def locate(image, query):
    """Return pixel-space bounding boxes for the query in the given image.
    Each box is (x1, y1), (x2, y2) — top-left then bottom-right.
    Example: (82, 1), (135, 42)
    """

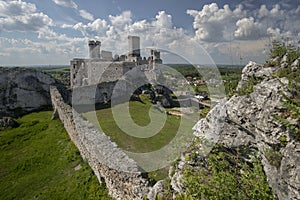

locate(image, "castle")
(70, 36), (162, 88)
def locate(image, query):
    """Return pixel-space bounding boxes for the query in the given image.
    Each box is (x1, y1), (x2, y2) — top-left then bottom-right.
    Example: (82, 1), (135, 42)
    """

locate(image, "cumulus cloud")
(70, 18), (108, 37)
(0, 0), (36, 17)
(0, 0), (53, 32)
(234, 17), (264, 40)
(109, 10), (132, 28)
(187, 2), (300, 43)
(258, 5), (269, 18)
(152, 11), (172, 29)
(60, 10), (186, 57)
(187, 3), (246, 42)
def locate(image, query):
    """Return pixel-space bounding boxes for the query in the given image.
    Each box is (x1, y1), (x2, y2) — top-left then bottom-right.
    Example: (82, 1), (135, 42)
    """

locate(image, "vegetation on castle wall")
(0, 111), (113, 200)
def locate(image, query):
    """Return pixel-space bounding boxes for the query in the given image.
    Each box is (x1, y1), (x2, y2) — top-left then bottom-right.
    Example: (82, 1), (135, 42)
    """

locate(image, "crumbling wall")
(71, 82), (116, 106)
(50, 86), (151, 200)
(71, 59), (138, 88)
(70, 59), (88, 87)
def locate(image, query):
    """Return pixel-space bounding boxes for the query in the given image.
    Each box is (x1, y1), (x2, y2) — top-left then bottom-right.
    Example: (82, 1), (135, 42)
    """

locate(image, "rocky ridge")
(169, 59), (300, 200)
(0, 67), (65, 117)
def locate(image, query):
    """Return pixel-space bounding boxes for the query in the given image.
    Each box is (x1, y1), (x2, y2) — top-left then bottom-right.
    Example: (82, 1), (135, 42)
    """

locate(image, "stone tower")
(89, 40), (101, 59)
(150, 49), (162, 69)
(128, 36), (140, 57)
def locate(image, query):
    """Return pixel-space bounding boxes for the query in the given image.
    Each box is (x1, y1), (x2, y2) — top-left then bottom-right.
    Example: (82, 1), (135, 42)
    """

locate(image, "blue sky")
(0, 0), (299, 66)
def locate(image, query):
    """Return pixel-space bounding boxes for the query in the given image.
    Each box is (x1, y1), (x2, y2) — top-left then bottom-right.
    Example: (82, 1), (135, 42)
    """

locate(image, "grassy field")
(0, 111), (113, 200)
(84, 95), (198, 154)
(82, 95), (205, 181)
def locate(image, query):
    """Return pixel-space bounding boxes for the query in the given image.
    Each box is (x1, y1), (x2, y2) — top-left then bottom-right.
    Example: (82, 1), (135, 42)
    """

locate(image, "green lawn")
(84, 95), (197, 154)
(0, 111), (113, 200)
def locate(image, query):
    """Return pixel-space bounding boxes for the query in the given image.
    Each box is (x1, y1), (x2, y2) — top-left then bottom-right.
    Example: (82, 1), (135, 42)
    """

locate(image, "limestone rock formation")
(169, 61), (300, 200)
(0, 117), (19, 130)
(0, 67), (64, 117)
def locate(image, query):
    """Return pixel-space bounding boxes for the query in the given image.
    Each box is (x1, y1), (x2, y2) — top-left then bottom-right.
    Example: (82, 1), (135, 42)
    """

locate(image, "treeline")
(168, 64), (243, 78)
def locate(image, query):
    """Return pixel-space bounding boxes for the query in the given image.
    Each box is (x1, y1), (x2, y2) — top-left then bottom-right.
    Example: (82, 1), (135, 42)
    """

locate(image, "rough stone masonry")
(50, 86), (165, 200)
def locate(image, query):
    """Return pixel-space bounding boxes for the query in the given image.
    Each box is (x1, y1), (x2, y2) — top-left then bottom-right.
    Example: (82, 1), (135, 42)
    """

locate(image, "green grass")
(83, 96), (200, 182)
(172, 145), (275, 200)
(0, 111), (113, 200)
(84, 98), (196, 153)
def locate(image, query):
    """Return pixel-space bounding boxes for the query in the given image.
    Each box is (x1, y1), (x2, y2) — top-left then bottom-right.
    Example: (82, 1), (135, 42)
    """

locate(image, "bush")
(269, 41), (287, 59)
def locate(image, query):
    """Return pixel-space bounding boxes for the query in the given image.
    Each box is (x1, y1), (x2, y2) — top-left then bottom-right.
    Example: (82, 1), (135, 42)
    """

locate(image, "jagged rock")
(0, 67), (65, 117)
(0, 117), (19, 130)
(282, 54), (288, 63)
(291, 58), (299, 68)
(281, 62), (289, 68)
(170, 61), (300, 200)
(147, 180), (164, 200)
(292, 66), (298, 71)
(169, 165), (185, 194)
(236, 61), (276, 91)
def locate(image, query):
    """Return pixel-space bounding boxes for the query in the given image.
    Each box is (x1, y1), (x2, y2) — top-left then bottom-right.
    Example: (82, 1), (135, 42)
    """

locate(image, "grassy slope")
(0, 111), (113, 200)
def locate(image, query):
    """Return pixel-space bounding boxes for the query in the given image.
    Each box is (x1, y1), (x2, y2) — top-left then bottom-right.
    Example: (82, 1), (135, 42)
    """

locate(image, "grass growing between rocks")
(163, 145), (275, 200)
(0, 111), (113, 200)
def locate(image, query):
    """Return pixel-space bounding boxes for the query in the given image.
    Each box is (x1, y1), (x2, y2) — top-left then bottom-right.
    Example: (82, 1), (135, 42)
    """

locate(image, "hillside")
(0, 67), (66, 117)
(0, 111), (112, 199)
(167, 43), (300, 200)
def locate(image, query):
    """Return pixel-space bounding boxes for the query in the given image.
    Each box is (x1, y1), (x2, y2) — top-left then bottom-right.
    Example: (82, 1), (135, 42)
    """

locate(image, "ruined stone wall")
(71, 82), (116, 106)
(70, 59), (88, 87)
(50, 86), (152, 200)
(71, 59), (137, 88)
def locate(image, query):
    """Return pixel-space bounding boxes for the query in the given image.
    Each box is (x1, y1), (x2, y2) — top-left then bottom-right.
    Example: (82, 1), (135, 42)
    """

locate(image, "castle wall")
(50, 86), (151, 200)
(101, 50), (113, 61)
(72, 82), (116, 106)
(71, 60), (137, 87)
(70, 59), (88, 87)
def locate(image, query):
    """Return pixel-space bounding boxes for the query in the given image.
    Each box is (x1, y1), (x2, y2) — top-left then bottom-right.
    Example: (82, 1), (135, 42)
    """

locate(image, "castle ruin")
(70, 36), (162, 88)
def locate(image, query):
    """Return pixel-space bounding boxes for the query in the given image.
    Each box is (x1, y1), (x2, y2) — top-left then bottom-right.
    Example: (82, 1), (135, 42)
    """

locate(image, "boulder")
(0, 67), (64, 117)
(0, 117), (19, 130)
(170, 60), (300, 200)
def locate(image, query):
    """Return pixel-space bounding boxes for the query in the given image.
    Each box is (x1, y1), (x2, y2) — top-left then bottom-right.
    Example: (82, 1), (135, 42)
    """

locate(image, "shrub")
(269, 41), (287, 59)
(264, 148), (283, 169)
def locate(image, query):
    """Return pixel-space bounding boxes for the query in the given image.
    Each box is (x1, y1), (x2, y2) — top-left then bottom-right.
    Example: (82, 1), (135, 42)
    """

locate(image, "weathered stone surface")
(147, 180), (164, 199)
(0, 117), (19, 130)
(236, 61), (277, 91)
(170, 61), (300, 200)
(50, 86), (161, 200)
(0, 67), (64, 117)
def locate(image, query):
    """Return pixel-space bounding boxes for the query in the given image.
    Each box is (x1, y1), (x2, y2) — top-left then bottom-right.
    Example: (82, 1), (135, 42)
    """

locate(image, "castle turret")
(128, 36), (140, 58)
(89, 40), (101, 59)
(150, 49), (162, 69)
